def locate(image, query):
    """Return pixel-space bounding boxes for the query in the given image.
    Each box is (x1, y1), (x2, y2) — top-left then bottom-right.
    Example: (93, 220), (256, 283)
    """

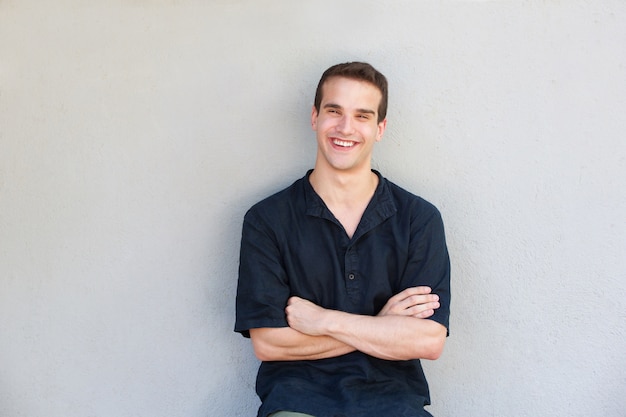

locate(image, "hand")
(285, 296), (328, 336)
(377, 286), (440, 319)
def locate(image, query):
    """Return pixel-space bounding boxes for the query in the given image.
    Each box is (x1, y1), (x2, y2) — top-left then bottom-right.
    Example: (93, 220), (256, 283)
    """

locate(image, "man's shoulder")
(244, 174), (308, 222)
(382, 175), (440, 217)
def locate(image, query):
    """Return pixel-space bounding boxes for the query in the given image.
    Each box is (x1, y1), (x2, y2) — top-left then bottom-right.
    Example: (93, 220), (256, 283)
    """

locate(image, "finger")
(412, 309), (435, 319)
(404, 293), (439, 307)
(406, 301), (440, 316)
(389, 294), (438, 314)
(388, 287), (432, 304)
(401, 286), (432, 296)
(287, 296), (304, 306)
(378, 288), (437, 317)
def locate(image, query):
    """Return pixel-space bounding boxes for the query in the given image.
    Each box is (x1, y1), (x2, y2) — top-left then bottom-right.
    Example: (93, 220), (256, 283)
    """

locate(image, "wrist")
(322, 309), (349, 338)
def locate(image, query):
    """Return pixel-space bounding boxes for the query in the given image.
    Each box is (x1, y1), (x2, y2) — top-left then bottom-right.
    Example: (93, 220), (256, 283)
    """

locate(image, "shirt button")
(348, 273), (355, 280)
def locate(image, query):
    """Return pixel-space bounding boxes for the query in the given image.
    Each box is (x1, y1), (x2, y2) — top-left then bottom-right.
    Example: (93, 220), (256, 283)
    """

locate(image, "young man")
(235, 62), (451, 417)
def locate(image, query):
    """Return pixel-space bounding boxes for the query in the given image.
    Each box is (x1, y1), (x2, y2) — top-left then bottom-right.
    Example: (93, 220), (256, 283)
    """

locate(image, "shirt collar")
(303, 170), (397, 239)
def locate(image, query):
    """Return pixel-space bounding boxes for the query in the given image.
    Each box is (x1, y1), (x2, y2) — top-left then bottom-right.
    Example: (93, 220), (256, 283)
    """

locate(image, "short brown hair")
(314, 62), (388, 123)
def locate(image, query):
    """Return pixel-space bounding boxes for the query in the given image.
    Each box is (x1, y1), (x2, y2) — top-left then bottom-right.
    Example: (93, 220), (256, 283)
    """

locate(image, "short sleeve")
(401, 203), (451, 333)
(234, 208), (291, 338)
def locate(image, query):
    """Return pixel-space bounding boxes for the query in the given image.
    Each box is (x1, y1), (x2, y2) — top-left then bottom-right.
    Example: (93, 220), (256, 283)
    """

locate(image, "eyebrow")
(323, 103), (376, 116)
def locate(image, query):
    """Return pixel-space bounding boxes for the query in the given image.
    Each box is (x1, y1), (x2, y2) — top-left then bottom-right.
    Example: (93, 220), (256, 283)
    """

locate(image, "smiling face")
(311, 76), (387, 175)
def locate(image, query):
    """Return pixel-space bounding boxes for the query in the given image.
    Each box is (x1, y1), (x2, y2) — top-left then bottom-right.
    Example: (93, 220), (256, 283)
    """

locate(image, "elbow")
(253, 348), (268, 361)
(251, 337), (276, 361)
(249, 327), (299, 362)
(250, 328), (289, 361)
(422, 336), (446, 360)
(403, 330), (446, 361)
(423, 346), (443, 360)
(394, 337), (445, 361)
(416, 321), (447, 360)
(254, 350), (279, 362)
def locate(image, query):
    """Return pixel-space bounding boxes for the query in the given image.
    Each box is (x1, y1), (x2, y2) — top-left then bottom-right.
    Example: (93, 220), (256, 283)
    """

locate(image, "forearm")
(249, 327), (356, 361)
(320, 311), (447, 361)
(286, 290), (447, 361)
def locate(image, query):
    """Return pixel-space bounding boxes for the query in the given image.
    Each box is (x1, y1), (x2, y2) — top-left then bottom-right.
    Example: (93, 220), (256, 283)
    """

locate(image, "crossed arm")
(250, 286), (447, 362)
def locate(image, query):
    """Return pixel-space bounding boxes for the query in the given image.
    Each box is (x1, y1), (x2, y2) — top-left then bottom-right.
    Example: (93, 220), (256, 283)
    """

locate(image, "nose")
(337, 115), (354, 135)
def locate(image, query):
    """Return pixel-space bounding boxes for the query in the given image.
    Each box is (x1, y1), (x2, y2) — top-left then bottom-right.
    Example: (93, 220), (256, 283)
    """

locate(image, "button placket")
(345, 244), (360, 301)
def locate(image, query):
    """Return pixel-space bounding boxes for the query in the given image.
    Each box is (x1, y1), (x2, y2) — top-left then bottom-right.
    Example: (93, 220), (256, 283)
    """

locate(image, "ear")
(376, 118), (387, 142)
(311, 105), (319, 131)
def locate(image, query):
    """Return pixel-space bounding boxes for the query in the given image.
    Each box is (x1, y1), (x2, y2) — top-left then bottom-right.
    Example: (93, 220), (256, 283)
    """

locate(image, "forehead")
(320, 77), (382, 109)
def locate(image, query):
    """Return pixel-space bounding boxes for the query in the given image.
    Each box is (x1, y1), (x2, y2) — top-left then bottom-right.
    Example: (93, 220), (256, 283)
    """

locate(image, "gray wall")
(1, 1), (625, 416)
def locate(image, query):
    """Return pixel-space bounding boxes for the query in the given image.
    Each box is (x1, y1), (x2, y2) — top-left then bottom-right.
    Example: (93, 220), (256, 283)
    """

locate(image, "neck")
(309, 165), (378, 207)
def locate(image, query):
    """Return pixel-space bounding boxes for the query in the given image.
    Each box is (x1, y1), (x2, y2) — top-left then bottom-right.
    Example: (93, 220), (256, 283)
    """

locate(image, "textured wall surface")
(1, 1), (625, 416)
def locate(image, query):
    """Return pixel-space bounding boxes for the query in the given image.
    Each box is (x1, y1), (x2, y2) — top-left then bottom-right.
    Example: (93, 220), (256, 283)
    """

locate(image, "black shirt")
(235, 170), (451, 417)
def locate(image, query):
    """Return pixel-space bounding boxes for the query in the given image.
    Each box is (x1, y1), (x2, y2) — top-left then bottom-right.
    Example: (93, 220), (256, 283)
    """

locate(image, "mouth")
(331, 138), (356, 148)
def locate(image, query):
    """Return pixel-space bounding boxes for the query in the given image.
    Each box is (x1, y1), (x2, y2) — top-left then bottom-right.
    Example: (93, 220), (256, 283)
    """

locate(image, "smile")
(332, 138), (356, 148)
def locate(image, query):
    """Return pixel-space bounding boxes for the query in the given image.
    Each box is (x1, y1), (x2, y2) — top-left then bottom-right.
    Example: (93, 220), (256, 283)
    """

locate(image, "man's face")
(311, 77), (387, 174)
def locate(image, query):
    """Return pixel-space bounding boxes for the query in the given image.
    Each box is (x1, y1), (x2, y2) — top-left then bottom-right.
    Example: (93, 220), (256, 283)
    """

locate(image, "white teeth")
(333, 139), (354, 147)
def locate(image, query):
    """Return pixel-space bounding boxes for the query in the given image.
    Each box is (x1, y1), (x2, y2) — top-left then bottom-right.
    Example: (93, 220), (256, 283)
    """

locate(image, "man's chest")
(278, 220), (410, 313)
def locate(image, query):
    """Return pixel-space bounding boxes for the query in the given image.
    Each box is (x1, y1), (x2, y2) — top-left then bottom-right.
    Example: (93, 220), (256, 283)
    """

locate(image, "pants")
(269, 410), (433, 417)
